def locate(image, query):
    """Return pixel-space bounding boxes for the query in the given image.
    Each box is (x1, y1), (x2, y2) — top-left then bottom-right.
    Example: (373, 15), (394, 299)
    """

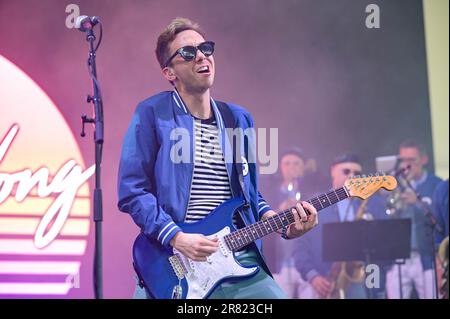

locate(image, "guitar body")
(132, 197), (259, 299)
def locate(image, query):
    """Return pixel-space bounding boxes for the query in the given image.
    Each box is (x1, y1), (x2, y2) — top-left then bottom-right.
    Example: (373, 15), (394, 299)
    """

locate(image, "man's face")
(280, 154), (305, 182)
(163, 30), (215, 93)
(398, 147), (427, 180)
(330, 162), (362, 189)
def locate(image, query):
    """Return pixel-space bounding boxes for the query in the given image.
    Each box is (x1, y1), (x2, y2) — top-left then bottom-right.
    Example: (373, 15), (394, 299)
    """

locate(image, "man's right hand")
(169, 232), (219, 262)
(311, 275), (332, 298)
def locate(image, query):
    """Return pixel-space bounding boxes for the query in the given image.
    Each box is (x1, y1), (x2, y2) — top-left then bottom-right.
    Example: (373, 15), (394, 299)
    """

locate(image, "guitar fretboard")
(223, 186), (349, 252)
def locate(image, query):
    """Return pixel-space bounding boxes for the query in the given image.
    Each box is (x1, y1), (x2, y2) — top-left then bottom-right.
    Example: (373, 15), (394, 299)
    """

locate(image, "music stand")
(323, 219), (411, 299)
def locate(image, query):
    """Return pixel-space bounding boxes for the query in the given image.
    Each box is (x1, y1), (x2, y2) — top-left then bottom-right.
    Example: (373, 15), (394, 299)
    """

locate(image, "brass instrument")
(385, 188), (403, 215)
(385, 174), (410, 216)
(326, 199), (369, 299)
(439, 236), (449, 299)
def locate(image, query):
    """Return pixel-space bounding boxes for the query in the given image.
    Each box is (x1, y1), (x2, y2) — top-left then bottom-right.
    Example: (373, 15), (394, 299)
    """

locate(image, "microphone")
(75, 15), (100, 32)
(394, 164), (411, 177)
(392, 164), (411, 193)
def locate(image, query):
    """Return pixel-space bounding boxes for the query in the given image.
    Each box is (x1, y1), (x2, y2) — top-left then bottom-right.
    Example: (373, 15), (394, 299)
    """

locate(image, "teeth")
(198, 66), (209, 72)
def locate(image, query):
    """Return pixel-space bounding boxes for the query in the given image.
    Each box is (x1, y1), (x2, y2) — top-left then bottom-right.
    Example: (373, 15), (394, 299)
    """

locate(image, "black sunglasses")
(342, 168), (362, 176)
(163, 41), (215, 68)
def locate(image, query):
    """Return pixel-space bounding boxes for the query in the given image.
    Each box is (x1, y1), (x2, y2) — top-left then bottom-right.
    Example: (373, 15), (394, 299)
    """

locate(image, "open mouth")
(197, 65), (210, 74)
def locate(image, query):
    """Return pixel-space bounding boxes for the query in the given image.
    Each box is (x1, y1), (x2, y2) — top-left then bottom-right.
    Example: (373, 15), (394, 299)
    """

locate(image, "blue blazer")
(432, 179), (449, 244)
(117, 90), (272, 253)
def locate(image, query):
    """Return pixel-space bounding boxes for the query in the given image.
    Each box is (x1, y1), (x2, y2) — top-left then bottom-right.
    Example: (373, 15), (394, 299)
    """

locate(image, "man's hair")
(280, 147), (306, 162)
(155, 17), (205, 69)
(399, 139), (428, 156)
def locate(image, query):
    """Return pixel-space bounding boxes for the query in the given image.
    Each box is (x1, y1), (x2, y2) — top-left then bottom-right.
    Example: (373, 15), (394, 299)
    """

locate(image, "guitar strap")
(215, 101), (250, 206)
(215, 102), (274, 276)
(215, 101), (251, 229)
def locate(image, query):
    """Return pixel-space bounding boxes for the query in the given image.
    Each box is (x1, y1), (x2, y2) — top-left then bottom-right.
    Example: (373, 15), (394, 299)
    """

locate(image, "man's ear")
(420, 154), (429, 167)
(162, 67), (177, 82)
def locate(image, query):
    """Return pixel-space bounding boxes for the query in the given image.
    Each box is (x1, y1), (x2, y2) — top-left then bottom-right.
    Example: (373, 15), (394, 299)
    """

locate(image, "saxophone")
(326, 199), (369, 299)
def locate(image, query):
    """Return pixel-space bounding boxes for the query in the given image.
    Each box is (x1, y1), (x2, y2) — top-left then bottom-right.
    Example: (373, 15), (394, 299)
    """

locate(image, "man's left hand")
(287, 201), (318, 238)
(400, 189), (417, 205)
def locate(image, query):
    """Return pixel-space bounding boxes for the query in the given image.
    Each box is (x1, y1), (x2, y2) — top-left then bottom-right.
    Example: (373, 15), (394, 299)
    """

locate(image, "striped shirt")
(185, 117), (232, 223)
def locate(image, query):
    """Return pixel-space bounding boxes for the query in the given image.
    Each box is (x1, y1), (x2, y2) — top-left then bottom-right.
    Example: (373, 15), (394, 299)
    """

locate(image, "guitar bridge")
(168, 254), (187, 280)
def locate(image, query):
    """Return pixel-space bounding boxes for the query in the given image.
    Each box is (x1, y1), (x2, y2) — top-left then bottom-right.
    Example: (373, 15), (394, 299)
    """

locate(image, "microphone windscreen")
(75, 15), (89, 29)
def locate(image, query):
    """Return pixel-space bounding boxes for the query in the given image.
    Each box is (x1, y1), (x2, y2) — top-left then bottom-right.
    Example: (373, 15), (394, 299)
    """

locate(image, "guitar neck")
(224, 186), (350, 252)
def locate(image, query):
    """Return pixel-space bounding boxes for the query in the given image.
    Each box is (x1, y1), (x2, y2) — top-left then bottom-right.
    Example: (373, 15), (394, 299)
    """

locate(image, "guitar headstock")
(345, 173), (397, 200)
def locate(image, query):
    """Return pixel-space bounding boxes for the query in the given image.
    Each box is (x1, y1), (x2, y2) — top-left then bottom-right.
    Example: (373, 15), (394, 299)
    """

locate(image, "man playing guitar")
(117, 17), (318, 299)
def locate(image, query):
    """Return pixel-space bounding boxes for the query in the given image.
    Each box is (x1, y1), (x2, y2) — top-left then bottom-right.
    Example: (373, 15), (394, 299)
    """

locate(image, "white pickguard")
(173, 227), (258, 299)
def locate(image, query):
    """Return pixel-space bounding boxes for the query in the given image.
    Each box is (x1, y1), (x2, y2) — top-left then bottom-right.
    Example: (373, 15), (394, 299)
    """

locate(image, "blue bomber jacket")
(117, 90), (272, 254)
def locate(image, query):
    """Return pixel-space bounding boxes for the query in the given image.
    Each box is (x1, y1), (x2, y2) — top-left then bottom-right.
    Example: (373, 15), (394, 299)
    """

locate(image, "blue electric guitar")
(133, 174), (397, 299)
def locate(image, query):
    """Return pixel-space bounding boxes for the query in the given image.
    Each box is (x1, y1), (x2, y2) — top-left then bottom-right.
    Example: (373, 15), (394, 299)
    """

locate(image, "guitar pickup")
(218, 239), (229, 256)
(168, 254), (187, 280)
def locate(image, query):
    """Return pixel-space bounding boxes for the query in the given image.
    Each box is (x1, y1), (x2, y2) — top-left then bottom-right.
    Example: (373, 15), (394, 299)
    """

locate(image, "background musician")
(385, 139), (443, 299)
(432, 179), (448, 298)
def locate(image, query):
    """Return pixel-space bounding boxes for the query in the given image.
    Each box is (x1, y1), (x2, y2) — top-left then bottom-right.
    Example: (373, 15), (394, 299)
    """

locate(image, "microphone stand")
(401, 175), (444, 299)
(390, 163), (408, 299)
(80, 22), (104, 299)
